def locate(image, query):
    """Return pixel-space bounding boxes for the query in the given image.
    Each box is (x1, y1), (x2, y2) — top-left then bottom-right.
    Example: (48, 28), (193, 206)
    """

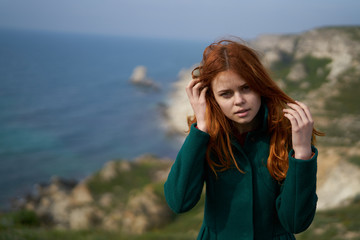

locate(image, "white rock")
(287, 63), (307, 82)
(317, 160), (360, 210)
(130, 66), (148, 83)
(119, 161), (132, 172)
(129, 65), (160, 89)
(70, 183), (93, 205)
(99, 193), (113, 208)
(102, 209), (123, 230)
(165, 67), (195, 135)
(123, 186), (173, 234)
(69, 206), (96, 230)
(100, 161), (118, 181)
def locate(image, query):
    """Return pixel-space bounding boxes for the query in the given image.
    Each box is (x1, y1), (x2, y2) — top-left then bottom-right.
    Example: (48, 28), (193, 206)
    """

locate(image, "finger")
(284, 113), (299, 130)
(186, 78), (199, 90)
(186, 78), (200, 98)
(192, 81), (204, 98)
(185, 83), (193, 99)
(286, 103), (308, 125)
(295, 101), (314, 123)
(187, 77), (203, 89)
(199, 86), (208, 101)
(283, 108), (302, 126)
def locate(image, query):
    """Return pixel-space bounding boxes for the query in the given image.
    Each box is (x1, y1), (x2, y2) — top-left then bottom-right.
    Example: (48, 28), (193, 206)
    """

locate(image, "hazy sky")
(0, 0), (360, 40)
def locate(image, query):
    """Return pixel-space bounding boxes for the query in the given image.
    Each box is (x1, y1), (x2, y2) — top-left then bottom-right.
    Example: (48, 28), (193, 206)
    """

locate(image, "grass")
(0, 228), (128, 240)
(0, 229), (197, 240)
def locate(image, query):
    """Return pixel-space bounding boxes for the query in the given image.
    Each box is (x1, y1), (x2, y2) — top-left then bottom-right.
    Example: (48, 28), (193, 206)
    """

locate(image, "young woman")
(164, 39), (322, 239)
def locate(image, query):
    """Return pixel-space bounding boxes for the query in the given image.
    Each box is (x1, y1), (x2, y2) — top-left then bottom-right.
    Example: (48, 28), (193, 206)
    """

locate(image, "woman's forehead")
(212, 71), (246, 89)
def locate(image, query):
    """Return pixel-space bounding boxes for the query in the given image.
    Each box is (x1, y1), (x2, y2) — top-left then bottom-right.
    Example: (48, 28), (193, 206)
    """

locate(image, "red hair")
(188, 39), (323, 181)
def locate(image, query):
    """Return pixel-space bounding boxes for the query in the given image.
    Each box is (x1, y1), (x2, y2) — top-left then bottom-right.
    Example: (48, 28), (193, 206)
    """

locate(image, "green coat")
(164, 106), (318, 239)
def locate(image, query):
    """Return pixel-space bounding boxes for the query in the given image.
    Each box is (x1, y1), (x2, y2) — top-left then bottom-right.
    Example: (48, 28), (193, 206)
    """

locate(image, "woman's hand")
(283, 101), (314, 160)
(186, 78), (208, 133)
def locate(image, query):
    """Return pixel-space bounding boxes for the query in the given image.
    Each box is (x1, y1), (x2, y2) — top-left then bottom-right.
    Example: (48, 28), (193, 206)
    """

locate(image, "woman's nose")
(234, 92), (245, 105)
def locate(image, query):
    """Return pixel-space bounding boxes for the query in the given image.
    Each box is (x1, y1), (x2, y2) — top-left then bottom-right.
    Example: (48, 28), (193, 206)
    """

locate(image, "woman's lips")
(235, 109), (250, 117)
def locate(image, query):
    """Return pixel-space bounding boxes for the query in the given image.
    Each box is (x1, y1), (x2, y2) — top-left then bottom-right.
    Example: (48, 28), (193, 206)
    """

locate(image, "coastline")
(163, 66), (196, 136)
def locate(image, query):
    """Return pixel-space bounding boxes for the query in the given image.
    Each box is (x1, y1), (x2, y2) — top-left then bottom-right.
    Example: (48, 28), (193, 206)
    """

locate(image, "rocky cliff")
(13, 155), (174, 234)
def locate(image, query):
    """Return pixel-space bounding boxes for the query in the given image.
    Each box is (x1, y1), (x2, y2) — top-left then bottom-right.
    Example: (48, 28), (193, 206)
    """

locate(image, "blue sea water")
(0, 29), (207, 208)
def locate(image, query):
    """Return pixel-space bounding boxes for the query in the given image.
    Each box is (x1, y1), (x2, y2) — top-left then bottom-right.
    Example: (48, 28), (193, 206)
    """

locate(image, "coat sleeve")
(164, 124), (210, 214)
(275, 146), (318, 234)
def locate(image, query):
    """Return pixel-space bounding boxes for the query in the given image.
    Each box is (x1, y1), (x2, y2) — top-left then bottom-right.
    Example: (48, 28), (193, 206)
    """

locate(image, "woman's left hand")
(283, 101), (314, 160)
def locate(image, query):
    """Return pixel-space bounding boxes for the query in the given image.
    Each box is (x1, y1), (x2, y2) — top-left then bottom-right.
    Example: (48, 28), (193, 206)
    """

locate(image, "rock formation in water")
(129, 65), (160, 90)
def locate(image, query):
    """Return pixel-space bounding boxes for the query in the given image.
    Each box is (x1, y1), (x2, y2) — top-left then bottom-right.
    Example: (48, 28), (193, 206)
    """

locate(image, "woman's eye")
(242, 85), (251, 92)
(220, 92), (232, 98)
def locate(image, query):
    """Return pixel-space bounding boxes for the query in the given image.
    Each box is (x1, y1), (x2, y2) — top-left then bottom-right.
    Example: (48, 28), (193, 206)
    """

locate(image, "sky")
(0, 0), (360, 41)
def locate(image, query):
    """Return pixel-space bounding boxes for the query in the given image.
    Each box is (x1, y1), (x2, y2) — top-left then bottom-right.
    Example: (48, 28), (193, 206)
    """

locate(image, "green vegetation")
(87, 157), (170, 205)
(348, 156), (360, 167)
(0, 190), (205, 240)
(325, 68), (360, 116)
(0, 210), (40, 230)
(271, 53), (332, 100)
(271, 52), (294, 79)
(320, 67), (360, 145)
(0, 228), (129, 240)
(301, 56), (331, 89)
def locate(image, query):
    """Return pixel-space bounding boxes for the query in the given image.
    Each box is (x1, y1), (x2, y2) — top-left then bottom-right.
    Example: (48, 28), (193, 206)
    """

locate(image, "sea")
(0, 29), (207, 209)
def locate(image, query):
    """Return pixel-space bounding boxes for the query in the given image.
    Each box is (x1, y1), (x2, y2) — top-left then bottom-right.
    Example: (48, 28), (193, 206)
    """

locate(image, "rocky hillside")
(165, 26), (360, 210)
(7, 155), (174, 234)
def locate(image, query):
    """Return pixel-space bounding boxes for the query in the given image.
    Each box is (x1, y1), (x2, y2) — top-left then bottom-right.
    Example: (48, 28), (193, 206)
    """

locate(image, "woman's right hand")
(185, 78), (208, 132)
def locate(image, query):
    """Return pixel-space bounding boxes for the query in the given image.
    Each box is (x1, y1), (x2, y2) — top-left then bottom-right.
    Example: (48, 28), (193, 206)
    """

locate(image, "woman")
(164, 39), (323, 239)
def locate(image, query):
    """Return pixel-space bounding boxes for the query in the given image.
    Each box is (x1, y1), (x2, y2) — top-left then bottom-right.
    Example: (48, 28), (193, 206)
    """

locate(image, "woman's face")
(211, 70), (261, 128)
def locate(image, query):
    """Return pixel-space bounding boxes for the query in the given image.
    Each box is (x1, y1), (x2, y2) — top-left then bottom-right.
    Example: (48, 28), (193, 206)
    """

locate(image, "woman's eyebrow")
(217, 83), (248, 93)
(217, 88), (231, 94)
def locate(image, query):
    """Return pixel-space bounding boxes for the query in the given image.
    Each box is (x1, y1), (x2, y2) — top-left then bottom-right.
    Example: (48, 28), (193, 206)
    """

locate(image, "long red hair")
(188, 39), (323, 181)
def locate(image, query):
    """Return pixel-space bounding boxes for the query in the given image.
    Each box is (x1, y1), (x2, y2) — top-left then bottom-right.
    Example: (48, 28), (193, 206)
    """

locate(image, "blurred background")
(0, 0), (360, 239)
